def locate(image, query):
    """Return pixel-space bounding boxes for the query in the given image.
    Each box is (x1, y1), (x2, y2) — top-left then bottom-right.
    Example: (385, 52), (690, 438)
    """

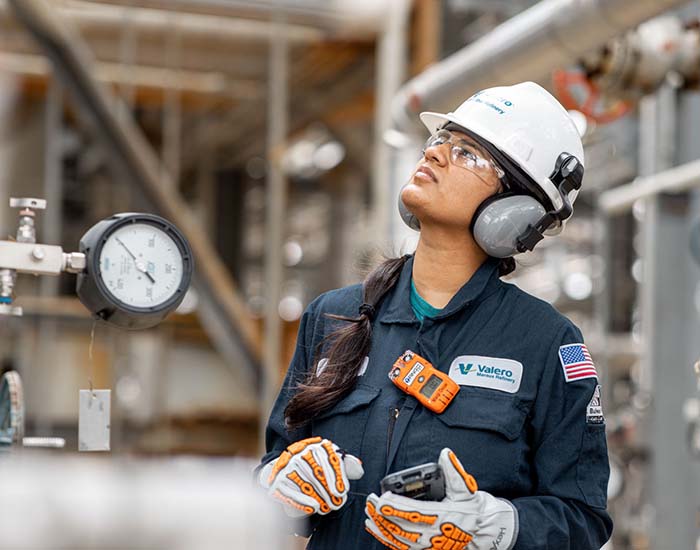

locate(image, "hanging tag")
(79, 389), (111, 452)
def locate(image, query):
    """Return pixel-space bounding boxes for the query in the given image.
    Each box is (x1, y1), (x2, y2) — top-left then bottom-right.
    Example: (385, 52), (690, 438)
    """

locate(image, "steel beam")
(73, 0), (390, 37)
(0, 0), (324, 44)
(642, 86), (700, 550)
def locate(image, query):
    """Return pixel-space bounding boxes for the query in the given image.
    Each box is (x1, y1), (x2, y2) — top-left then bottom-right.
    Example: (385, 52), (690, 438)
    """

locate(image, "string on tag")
(88, 319), (97, 399)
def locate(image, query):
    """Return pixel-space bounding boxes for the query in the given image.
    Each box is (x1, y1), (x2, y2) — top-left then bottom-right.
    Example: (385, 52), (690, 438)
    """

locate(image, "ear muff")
(398, 184), (554, 257)
(398, 186), (421, 231)
(471, 193), (548, 258)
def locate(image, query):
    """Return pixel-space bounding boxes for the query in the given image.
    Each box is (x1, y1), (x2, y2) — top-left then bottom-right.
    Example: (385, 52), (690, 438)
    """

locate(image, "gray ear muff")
(398, 187), (421, 231)
(472, 194), (548, 258)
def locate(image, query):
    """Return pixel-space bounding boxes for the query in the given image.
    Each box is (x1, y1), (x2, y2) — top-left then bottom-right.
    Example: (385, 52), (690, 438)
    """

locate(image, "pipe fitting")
(0, 268), (15, 300)
(583, 15), (700, 100)
(16, 214), (36, 243)
(62, 252), (87, 273)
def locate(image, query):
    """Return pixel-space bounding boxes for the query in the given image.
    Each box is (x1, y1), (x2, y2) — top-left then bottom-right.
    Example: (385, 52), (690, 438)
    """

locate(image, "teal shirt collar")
(410, 279), (443, 321)
(380, 255), (501, 324)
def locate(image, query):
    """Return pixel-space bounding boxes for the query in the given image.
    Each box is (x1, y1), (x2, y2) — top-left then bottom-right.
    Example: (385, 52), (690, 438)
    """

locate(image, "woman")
(258, 82), (613, 550)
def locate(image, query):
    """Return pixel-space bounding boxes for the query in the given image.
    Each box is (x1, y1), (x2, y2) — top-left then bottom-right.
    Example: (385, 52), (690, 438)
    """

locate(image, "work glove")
(259, 436), (364, 518)
(364, 448), (518, 550)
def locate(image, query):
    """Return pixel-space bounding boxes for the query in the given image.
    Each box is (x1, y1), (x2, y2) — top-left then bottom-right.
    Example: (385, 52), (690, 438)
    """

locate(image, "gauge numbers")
(99, 223), (183, 308)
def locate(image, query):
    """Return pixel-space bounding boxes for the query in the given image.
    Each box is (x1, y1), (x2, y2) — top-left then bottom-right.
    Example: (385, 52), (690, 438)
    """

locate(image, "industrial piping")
(392, 0), (692, 134)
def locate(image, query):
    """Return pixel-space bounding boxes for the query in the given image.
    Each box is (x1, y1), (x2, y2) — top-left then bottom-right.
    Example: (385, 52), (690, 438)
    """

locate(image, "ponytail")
(284, 255), (409, 429)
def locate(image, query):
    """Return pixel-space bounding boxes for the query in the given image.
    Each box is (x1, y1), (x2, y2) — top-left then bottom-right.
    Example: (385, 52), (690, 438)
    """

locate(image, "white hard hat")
(399, 81), (585, 257)
(419, 81), (584, 215)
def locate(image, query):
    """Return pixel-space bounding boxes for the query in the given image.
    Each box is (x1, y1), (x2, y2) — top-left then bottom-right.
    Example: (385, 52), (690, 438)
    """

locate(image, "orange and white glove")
(259, 436), (364, 518)
(364, 448), (518, 550)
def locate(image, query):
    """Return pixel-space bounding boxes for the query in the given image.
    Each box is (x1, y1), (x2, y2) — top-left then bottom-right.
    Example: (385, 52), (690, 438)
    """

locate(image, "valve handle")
(9, 197), (46, 210)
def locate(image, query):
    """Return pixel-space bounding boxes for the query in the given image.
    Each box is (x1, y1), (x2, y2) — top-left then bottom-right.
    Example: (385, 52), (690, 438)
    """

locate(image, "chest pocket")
(429, 389), (530, 494)
(311, 383), (380, 457)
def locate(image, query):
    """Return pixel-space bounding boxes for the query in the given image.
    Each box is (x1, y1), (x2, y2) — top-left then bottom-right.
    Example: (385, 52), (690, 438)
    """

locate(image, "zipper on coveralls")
(386, 407), (400, 460)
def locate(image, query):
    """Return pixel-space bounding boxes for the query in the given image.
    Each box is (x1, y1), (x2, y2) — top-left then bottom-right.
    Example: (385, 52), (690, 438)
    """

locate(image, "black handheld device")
(380, 462), (445, 501)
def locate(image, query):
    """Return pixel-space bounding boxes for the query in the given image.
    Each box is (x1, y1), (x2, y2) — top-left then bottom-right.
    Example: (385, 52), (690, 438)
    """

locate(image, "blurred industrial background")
(2, 0), (700, 548)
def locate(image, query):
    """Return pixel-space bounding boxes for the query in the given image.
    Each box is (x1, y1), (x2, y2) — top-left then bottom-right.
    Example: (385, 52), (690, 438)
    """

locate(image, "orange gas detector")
(389, 350), (459, 414)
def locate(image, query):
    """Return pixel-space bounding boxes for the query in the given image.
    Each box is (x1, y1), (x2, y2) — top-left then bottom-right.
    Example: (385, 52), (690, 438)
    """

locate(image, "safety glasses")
(422, 129), (505, 180)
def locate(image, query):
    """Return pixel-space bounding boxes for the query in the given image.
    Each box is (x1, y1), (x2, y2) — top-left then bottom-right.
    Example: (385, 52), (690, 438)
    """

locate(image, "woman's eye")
(454, 147), (477, 161)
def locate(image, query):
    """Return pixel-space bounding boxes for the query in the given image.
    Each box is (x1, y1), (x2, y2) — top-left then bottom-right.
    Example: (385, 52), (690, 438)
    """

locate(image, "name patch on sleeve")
(558, 343), (597, 382)
(586, 384), (605, 424)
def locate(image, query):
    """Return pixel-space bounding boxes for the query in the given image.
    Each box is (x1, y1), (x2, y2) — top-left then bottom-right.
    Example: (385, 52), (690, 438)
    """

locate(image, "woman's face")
(402, 129), (504, 230)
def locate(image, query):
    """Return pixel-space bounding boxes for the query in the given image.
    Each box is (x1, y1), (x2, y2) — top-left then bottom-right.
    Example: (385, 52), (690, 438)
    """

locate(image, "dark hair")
(284, 253), (514, 429)
(284, 255), (409, 429)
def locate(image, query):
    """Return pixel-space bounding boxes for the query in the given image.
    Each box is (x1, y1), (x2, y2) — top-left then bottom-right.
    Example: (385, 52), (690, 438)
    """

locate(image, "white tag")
(448, 355), (523, 393)
(79, 390), (111, 452)
(316, 358), (328, 377)
(316, 356), (369, 377)
(358, 356), (369, 377)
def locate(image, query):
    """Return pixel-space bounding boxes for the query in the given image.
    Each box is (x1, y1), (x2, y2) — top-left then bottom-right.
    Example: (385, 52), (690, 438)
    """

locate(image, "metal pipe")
(40, 80), (63, 296)
(371, 0), (411, 245)
(598, 157), (700, 214)
(392, 0), (691, 133)
(74, 0), (391, 37)
(261, 11), (289, 445)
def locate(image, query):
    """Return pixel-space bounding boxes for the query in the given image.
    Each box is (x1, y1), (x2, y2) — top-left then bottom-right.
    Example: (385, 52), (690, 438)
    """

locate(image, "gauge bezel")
(93, 215), (189, 312)
(77, 213), (193, 329)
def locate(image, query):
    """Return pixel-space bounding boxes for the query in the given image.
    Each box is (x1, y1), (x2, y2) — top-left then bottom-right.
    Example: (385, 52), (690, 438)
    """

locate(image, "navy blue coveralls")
(261, 256), (613, 549)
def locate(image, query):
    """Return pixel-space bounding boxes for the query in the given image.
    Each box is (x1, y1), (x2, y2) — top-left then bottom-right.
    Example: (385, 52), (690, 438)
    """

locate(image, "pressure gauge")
(76, 213), (193, 329)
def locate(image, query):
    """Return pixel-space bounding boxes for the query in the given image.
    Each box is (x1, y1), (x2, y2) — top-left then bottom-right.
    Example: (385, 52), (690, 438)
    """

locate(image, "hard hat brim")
(419, 111), (458, 136)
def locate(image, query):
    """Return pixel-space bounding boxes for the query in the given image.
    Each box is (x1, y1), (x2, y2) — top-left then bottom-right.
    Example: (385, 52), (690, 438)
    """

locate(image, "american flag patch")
(558, 343), (597, 382)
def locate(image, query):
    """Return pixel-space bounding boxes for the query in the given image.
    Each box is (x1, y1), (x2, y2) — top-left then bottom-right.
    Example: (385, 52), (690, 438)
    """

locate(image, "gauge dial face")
(98, 223), (184, 308)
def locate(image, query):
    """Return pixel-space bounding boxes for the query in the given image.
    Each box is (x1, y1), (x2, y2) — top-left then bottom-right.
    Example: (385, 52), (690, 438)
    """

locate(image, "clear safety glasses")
(422, 129), (505, 180)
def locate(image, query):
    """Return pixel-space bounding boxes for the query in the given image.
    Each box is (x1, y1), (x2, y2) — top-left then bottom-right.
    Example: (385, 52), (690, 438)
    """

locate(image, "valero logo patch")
(448, 355), (523, 393)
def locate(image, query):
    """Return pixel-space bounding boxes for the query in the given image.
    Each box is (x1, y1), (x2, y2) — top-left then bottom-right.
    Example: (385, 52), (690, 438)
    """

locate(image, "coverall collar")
(380, 254), (501, 324)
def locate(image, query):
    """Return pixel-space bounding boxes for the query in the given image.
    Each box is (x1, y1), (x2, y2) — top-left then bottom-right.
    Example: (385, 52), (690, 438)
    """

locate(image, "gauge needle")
(115, 237), (137, 260)
(116, 237), (156, 284)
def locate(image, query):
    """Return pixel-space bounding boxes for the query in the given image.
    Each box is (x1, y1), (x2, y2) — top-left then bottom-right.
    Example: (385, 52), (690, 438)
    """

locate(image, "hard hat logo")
(467, 90), (514, 115)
